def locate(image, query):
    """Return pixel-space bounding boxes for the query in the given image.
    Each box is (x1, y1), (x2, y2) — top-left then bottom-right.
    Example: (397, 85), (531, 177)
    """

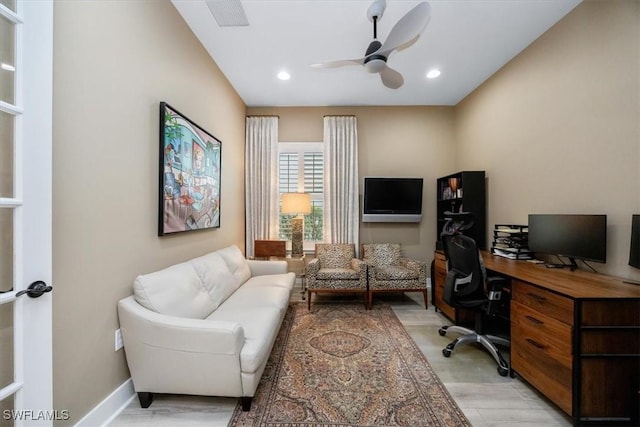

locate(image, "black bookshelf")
(436, 171), (486, 250)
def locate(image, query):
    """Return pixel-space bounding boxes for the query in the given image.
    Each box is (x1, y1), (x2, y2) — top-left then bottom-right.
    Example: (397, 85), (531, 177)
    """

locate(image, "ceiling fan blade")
(310, 59), (365, 69)
(378, 2), (431, 56)
(380, 65), (404, 89)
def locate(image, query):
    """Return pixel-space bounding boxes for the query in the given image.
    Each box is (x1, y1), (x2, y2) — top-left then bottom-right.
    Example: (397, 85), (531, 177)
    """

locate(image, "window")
(278, 142), (323, 246)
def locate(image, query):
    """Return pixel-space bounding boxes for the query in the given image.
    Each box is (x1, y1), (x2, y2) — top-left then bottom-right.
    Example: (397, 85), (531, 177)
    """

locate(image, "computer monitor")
(630, 214), (640, 269)
(528, 214), (607, 271)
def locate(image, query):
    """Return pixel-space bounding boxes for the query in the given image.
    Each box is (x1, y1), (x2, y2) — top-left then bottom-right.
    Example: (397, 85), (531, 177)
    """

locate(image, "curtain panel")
(323, 116), (359, 250)
(245, 116), (279, 257)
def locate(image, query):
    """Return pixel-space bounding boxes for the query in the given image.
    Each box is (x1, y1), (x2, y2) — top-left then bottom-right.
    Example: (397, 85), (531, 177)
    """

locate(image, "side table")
(285, 256), (306, 300)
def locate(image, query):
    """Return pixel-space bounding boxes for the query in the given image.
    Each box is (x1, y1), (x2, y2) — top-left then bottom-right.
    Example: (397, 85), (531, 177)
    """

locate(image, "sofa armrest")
(117, 296), (244, 354)
(247, 259), (288, 276)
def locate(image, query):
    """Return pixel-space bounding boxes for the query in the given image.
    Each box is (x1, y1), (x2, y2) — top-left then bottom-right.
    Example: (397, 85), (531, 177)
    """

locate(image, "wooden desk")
(434, 250), (640, 426)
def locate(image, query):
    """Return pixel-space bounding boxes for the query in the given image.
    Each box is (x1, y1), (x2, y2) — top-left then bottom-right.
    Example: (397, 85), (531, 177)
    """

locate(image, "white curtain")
(323, 116), (359, 248)
(245, 116), (279, 257)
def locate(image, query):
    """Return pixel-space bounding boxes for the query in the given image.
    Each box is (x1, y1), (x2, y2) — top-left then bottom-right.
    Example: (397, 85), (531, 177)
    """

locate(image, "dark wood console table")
(434, 250), (640, 426)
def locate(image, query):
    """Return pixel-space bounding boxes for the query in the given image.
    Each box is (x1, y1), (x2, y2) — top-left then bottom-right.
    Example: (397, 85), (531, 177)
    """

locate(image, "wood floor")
(110, 289), (572, 427)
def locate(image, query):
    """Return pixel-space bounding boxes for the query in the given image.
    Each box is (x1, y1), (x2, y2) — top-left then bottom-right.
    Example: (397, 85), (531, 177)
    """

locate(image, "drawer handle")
(526, 292), (547, 303)
(526, 338), (546, 350)
(525, 315), (544, 325)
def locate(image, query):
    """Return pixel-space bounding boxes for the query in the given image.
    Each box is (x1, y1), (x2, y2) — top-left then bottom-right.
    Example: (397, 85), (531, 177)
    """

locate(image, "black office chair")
(438, 212), (511, 377)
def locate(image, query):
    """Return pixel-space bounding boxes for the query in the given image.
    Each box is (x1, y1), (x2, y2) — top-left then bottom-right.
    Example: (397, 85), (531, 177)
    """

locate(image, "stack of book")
(491, 224), (532, 260)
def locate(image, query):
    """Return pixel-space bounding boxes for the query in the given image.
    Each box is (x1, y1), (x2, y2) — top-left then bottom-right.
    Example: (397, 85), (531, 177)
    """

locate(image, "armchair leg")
(137, 392), (153, 408)
(423, 289), (429, 310)
(307, 290), (312, 310)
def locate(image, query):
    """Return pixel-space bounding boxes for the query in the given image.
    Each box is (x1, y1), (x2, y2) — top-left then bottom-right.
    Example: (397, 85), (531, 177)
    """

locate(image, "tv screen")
(528, 214), (607, 268)
(363, 177), (423, 222)
(630, 214), (640, 269)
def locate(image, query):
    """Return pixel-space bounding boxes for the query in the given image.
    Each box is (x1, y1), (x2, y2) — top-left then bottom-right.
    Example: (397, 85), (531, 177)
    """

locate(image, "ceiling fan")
(311, 0), (431, 89)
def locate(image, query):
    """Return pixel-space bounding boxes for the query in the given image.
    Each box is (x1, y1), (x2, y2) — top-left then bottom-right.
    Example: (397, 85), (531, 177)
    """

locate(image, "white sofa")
(117, 245), (295, 411)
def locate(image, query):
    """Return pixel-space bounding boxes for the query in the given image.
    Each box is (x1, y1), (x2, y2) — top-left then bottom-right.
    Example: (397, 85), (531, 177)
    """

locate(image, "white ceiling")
(171, 0), (582, 107)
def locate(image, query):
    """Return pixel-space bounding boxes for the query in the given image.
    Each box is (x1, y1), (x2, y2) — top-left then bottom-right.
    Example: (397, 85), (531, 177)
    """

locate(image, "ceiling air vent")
(206, 0), (249, 27)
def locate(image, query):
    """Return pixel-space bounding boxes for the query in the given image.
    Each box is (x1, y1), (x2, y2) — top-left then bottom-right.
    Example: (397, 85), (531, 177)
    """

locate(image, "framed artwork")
(159, 102), (221, 236)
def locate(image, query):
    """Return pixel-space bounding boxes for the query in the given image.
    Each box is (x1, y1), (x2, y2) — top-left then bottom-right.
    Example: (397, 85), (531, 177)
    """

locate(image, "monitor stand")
(544, 258), (578, 271)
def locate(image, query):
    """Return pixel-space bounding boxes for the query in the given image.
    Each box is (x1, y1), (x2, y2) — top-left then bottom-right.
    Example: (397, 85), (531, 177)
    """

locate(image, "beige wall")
(248, 106), (457, 260)
(455, 0), (640, 280)
(52, 1), (246, 423)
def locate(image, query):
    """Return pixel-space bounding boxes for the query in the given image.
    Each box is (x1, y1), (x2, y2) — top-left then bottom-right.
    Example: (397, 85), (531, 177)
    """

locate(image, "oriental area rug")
(228, 303), (471, 427)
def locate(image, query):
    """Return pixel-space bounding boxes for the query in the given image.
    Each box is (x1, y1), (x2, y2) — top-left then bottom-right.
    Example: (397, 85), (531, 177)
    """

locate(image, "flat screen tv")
(362, 177), (423, 223)
(528, 214), (607, 271)
(630, 214), (640, 269)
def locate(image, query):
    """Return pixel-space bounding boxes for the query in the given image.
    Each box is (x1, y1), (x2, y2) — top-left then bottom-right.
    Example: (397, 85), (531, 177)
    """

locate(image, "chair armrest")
(306, 258), (320, 276)
(400, 258), (428, 283)
(247, 259), (288, 276)
(117, 296), (244, 354)
(351, 258), (366, 272)
(487, 275), (509, 291)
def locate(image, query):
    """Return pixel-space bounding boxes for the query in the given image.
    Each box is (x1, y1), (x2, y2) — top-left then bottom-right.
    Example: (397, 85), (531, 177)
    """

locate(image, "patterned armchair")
(362, 243), (428, 309)
(306, 243), (368, 310)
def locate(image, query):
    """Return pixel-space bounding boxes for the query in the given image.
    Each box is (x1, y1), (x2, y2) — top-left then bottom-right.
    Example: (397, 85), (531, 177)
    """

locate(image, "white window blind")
(278, 143), (323, 244)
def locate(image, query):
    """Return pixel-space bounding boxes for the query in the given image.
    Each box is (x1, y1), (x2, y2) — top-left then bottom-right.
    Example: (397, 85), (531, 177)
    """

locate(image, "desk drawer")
(512, 301), (572, 361)
(512, 280), (573, 325)
(511, 331), (573, 415)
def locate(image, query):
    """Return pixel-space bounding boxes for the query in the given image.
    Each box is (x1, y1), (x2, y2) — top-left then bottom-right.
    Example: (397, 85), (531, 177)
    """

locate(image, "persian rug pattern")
(229, 303), (471, 427)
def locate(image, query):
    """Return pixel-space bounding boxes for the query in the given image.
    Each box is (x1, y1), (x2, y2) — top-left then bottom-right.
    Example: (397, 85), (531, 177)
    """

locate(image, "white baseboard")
(74, 378), (135, 427)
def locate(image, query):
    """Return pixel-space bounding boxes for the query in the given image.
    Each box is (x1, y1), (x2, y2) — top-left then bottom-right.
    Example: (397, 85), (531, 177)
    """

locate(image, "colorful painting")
(159, 102), (221, 235)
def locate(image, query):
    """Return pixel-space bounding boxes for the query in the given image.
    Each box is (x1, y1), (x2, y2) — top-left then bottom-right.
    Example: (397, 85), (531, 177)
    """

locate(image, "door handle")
(16, 281), (52, 298)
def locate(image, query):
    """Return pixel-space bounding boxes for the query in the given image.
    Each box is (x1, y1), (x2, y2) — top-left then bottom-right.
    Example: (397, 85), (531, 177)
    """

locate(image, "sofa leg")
(423, 289), (429, 310)
(307, 290), (312, 310)
(138, 392), (153, 408)
(241, 396), (252, 411)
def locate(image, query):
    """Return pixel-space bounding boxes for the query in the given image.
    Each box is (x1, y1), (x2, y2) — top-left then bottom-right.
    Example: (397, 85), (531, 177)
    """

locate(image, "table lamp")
(281, 192), (311, 257)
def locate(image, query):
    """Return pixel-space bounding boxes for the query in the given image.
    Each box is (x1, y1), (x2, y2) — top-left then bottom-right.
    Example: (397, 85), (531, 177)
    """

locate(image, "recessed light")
(277, 71), (291, 81)
(426, 69), (441, 79)
(1, 63), (15, 72)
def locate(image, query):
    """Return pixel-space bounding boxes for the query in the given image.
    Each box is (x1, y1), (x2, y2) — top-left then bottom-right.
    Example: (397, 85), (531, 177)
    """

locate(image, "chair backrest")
(315, 243), (355, 269)
(254, 240), (286, 259)
(362, 243), (402, 267)
(441, 233), (486, 307)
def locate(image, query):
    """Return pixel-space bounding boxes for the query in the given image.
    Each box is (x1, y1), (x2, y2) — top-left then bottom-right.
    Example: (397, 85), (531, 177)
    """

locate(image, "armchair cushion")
(317, 243), (354, 269)
(363, 243), (402, 266)
(317, 268), (360, 280)
(374, 265), (419, 281)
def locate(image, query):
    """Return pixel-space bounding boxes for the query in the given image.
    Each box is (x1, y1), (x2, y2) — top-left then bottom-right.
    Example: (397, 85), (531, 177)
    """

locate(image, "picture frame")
(158, 102), (221, 236)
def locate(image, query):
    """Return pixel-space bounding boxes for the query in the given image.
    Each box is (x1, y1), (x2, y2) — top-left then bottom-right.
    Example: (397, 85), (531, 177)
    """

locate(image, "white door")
(0, 1), (53, 426)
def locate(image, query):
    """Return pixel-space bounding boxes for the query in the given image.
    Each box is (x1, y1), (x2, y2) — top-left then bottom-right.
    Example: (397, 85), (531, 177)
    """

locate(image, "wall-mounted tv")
(528, 214), (607, 270)
(362, 177), (423, 223)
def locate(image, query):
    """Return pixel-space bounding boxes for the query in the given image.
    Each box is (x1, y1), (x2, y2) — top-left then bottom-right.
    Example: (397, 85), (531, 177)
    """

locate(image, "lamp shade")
(281, 193), (311, 215)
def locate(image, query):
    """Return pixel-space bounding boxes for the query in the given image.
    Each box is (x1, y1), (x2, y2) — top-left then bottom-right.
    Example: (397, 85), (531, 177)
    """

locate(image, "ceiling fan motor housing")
(364, 57), (387, 73)
(364, 40), (386, 73)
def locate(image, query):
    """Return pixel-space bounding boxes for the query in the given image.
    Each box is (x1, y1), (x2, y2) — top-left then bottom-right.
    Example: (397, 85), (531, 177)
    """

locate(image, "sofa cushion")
(241, 272), (296, 290)
(216, 284), (291, 314)
(133, 262), (215, 319)
(217, 245), (252, 287)
(190, 251), (239, 309)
